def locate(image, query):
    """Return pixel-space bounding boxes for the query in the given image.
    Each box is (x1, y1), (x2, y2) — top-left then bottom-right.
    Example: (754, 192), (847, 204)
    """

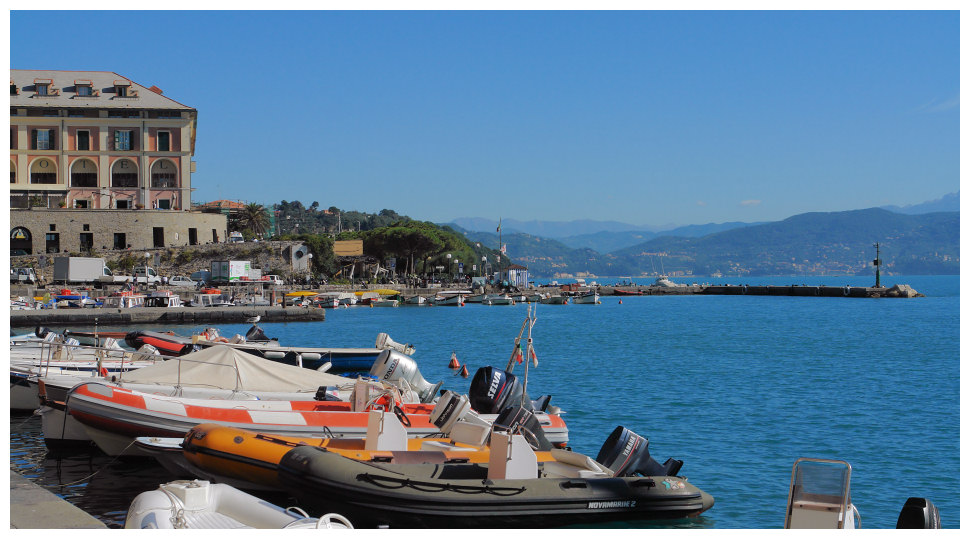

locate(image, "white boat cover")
(117, 345), (351, 392)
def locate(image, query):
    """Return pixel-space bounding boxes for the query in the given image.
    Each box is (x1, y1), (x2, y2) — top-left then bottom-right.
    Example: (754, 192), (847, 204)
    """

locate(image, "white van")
(133, 266), (162, 284)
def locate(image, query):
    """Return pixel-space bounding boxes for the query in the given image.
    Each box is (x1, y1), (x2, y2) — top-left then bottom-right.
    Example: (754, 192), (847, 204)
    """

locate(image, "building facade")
(10, 70), (196, 210)
(10, 70), (228, 254)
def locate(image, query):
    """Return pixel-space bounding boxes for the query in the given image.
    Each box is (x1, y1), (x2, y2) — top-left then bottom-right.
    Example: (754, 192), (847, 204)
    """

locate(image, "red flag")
(515, 347), (523, 364)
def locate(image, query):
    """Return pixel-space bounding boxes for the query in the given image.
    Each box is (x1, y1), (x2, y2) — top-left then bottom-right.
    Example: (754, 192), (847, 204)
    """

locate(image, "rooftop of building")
(197, 200), (247, 210)
(10, 69), (194, 110)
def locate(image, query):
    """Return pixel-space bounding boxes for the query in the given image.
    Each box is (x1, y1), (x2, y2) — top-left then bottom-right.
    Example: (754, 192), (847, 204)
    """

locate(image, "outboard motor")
(136, 344), (161, 357)
(896, 497), (941, 529)
(595, 426), (683, 477)
(35, 326), (52, 339)
(375, 333), (415, 355)
(429, 390), (472, 433)
(493, 405), (552, 451)
(369, 350), (442, 403)
(313, 386), (341, 402)
(468, 366), (532, 414)
(244, 324), (275, 343)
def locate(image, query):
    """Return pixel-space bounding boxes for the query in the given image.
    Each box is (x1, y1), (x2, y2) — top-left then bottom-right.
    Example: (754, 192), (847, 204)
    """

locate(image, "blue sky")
(9, 9), (960, 228)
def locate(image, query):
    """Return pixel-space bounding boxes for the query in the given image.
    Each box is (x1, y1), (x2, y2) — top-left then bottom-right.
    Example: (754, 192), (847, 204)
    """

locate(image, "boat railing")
(35, 339), (162, 378)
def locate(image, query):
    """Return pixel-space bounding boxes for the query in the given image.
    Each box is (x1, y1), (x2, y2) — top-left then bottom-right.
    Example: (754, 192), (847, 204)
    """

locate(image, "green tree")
(240, 203), (270, 238)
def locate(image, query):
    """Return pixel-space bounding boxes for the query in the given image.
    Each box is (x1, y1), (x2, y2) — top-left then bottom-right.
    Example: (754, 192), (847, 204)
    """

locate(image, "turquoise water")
(9, 275), (959, 528)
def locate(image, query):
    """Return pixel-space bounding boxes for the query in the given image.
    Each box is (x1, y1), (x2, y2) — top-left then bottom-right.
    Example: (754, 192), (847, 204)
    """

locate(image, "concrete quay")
(9, 470), (107, 529)
(9, 305), (325, 328)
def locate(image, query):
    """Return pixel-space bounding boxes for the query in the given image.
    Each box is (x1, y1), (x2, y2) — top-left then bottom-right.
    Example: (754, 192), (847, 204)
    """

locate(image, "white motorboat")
(125, 479), (353, 529)
(484, 294), (515, 305)
(653, 274), (687, 288)
(144, 290), (183, 308)
(432, 293), (464, 306)
(464, 293), (488, 303)
(539, 295), (569, 305)
(10, 334), (161, 411)
(403, 295), (428, 305)
(371, 298), (399, 307)
(98, 293), (147, 308)
(572, 291), (600, 304)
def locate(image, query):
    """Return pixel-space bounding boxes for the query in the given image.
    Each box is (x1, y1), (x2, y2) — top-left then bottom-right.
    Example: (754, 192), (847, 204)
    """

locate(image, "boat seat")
(420, 440), (477, 452)
(541, 448), (613, 479)
(182, 512), (251, 529)
(450, 421), (490, 447)
(488, 431), (537, 480)
(365, 410), (407, 451)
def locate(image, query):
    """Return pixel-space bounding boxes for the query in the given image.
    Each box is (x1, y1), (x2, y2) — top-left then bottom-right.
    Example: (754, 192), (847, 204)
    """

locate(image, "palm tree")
(240, 202), (270, 238)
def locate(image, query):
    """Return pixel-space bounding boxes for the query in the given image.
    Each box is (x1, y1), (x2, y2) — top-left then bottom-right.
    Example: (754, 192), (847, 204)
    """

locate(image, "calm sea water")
(9, 275), (959, 529)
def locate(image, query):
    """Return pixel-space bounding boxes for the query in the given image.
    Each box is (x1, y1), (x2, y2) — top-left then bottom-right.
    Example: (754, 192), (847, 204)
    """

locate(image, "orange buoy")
(619, 299), (623, 304)
(448, 352), (460, 369)
(459, 364), (469, 378)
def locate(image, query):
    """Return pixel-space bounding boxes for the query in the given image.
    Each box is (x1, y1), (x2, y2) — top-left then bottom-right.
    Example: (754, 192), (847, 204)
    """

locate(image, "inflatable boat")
(278, 427), (713, 528)
(124, 479), (353, 529)
(66, 382), (568, 456)
(178, 413), (560, 491)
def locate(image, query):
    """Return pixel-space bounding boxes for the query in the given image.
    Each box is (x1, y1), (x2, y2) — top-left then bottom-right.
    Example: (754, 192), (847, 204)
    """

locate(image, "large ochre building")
(10, 70), (226, 254)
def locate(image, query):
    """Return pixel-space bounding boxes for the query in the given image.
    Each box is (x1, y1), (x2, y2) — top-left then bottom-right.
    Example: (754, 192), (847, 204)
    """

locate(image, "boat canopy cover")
(117, 345), (351, 391)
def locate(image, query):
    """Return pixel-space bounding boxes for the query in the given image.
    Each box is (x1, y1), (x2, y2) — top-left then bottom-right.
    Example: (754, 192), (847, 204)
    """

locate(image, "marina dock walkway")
(9, 470), (107, 529)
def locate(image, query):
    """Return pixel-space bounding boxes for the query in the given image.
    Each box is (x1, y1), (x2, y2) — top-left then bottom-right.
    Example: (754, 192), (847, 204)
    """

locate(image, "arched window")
(11, 227), (32, 254)
(71, 158), (98, 187)
(29, 158), (57, 184)
(111, 158), (138, 187)
(150, 159), (178, 188)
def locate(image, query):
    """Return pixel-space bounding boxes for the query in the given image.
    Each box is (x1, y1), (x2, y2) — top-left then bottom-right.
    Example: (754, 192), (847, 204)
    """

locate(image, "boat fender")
(843, 286), (851, 296)
(742, 285), (748, 294)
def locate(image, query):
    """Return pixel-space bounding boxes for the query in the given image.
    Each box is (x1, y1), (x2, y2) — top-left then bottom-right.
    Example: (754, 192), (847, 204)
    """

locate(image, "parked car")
(10, 267), (38, 284)
(262, 274), (284, 286)
(168, 275), (197, 287)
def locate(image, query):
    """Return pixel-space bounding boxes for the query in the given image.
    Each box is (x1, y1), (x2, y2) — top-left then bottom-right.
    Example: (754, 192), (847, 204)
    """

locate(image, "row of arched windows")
(10, 158), (180, 188)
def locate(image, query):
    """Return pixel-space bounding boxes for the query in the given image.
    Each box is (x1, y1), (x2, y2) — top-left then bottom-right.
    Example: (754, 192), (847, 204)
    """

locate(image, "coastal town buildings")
(10, 70), (226, 254)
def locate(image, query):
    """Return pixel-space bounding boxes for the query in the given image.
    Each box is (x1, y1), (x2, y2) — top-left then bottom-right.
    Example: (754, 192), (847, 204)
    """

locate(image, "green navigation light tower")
(873, 242), (882, 288)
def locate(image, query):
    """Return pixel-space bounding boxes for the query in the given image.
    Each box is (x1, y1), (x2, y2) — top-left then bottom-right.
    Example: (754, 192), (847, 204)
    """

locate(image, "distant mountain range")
(445, 195), (959, 277)
(449, 192), (959, 256)
(880, 192), (959, 215)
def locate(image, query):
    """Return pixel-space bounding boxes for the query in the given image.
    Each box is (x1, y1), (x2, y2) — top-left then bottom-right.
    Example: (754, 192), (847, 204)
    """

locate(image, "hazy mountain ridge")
(447, 208), (959, 277)
(451, 192), (957, 255)
(881, 192), (959, 215)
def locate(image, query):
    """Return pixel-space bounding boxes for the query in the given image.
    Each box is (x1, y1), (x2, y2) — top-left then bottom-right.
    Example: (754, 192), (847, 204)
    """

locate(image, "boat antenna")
(520, 303), (537, 409)
(505, 313), (530, 372)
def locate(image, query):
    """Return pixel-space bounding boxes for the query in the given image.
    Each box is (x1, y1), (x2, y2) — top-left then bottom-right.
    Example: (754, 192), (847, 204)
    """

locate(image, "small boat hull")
(278, 446), (714, 528)
(125, 479), (353, 529)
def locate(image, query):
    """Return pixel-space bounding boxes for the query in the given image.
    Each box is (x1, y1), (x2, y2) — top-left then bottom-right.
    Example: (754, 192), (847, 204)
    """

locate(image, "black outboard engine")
(595, 426), (683, 477)
(896, 497), (941, 529)
(244, 325), (275, 343)
(493, 405), (552, 451)
(35, 326), (52, 339)
(313, 386), (342, 402)
(468, 366), (533, 414)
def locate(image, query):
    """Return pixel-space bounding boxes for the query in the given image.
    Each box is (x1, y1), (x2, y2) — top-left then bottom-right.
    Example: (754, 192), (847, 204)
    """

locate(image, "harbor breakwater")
(8, 283), (921, 328)
(9, 305), (325, 328)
